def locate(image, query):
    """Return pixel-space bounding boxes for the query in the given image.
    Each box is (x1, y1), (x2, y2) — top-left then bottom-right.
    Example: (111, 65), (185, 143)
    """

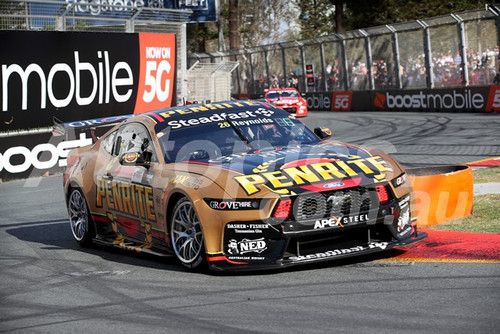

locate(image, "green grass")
(472, 167), (500, 183)
(428, 167), (500, 233)
(429, 194), (500, 233)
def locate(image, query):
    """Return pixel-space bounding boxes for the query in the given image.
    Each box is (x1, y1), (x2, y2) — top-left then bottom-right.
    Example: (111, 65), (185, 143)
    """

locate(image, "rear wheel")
(170, 197), (205, 270)
(68, 188), (95, 247)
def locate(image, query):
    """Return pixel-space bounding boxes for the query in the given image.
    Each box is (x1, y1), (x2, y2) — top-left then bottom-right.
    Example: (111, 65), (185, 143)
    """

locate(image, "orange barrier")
(407, 165), (473, 227)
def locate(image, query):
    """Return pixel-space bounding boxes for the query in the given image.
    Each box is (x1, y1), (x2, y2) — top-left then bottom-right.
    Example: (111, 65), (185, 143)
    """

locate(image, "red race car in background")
(264, 88), (308, 117)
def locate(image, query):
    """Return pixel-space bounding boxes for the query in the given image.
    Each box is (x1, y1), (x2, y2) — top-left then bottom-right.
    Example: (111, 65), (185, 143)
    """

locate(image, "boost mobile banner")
(0, 31), (176, 132)
(305, 86), (499, 112)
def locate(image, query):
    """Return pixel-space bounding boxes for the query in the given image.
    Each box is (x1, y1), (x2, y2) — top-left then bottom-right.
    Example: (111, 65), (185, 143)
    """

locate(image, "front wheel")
(68, 188), (95, 247)
(170, 197), (205, 270)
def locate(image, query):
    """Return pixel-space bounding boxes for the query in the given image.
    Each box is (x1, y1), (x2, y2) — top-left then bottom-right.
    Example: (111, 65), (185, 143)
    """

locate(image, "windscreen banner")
(0, 31), (176, 133)
(305, 86), (500, 112)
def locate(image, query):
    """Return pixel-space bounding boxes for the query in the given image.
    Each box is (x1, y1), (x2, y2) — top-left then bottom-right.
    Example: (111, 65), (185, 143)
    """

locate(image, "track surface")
(302, 111), (500, 167)
(1, 112), (499, 333)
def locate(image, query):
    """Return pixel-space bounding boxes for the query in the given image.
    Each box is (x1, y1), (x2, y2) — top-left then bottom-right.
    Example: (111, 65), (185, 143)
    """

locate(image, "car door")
(104, 122), (159, 248)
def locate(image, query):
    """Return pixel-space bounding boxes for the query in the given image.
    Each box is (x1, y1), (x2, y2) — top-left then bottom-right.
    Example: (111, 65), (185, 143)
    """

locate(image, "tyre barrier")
(408, 165), (473, 227)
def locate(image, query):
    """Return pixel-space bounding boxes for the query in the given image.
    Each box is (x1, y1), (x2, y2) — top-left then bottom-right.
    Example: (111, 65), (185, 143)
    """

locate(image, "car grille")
(294, 187), (374, 221)
(283, 107), (296, 113)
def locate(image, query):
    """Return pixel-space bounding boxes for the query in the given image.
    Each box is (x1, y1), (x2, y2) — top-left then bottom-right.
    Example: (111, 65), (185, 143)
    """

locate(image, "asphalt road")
(1, 112), (499, 333)
(302, 111), (500, 167)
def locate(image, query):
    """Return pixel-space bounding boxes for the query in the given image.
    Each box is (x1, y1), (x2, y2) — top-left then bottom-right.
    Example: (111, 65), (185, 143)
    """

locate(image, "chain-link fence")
(190, 6), (500, 96)
(186, 60), (239, 103)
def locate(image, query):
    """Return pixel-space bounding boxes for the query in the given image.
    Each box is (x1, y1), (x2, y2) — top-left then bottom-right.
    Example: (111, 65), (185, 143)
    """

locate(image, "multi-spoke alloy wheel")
(170, 197), (205, 269)
(68, 188), (94, 246)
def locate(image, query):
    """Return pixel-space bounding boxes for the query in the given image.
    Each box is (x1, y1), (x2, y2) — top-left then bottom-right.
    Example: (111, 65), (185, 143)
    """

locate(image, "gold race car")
(58, 100), (425, 271)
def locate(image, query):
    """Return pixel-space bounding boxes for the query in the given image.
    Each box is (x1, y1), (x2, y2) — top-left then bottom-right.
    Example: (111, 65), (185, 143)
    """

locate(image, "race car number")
(218, 122), (230, 128)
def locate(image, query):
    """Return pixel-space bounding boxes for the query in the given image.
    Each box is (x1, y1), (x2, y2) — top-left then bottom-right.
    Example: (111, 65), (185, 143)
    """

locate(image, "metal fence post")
(264, 49), (271, 89)
(361, 30), (374, 90)
(248, 52), (255, 93)
(179, 23), (188, 105)
(56, 3), (72, 32)
(490, 5), (500, 72)
(497, 8), (500, 60)
(300, 45), (307, 92)
(419, 20), (434, 89)
(337, 34), (349, 90)
(126, 7), (143, 33)
(319, 41), (327, 91)
(452, 14), (469, 86)
(234, 53), (241, 95)
(281, 45), (287, 88)
(388, 25), (402, 89)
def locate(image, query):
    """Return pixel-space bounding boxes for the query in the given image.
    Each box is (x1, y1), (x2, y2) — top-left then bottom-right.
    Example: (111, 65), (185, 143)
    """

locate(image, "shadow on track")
(5, 219), (415, 276)
(5, 220), (186, 272)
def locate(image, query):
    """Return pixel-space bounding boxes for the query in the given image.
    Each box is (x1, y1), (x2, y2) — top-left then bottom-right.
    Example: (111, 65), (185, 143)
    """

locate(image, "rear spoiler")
(52, 114), (136, 140)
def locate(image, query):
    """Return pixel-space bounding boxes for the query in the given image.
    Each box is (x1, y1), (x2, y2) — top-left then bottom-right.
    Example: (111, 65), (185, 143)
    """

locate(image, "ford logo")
(323, 182), (344, 189)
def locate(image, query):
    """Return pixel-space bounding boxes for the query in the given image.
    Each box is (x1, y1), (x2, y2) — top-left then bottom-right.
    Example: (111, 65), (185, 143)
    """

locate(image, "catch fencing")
(189, 6), (500, 97)
(186, 60), (239, 104)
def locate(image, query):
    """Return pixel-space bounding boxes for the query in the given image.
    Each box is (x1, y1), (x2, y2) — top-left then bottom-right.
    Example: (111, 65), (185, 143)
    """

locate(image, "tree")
(297, 0), (336, 38)
(229, 0), (239, 50)
(334, 0), (345, 32)
(295, 0), (490, 38)
(187, 0), (298, 53)
(188, 0), (490, 53)
(345, 0), (490, 30)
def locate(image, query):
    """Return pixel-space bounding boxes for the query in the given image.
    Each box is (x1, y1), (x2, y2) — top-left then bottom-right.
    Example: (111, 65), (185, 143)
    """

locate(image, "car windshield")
(156, 114), (319, 163)
(266, 91), (298, 99)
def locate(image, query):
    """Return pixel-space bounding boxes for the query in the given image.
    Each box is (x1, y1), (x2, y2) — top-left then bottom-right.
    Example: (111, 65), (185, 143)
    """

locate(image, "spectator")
(494, 69), (500, 84)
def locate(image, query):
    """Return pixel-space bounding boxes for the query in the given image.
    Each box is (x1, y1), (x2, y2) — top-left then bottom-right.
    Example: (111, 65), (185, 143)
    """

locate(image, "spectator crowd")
(241, 46), (499, 95)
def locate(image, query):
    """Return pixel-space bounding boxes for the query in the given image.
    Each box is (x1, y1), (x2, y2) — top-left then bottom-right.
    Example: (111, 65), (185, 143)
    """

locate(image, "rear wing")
(52, 114), (136, 141)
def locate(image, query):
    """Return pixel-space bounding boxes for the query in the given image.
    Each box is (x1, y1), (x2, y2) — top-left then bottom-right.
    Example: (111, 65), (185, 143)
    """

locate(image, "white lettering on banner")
(0, 133), (92, 174)
(307, 94), (331, 109)
(143, 60), (171, 103)
(48, 64), (75, 108)
(492, 89), (500, 109)
(146, 47), (171, 59)
(385, 90), (484, 110)
(2, 51), (133, 111)
(143, 46), (172, 103)
(334, 95), (349, 109)
(69, 0), (146, 16)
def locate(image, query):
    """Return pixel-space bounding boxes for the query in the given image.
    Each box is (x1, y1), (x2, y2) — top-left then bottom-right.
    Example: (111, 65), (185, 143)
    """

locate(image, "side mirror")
(119, 152), (151, 168)
(314, 127), (332, 140)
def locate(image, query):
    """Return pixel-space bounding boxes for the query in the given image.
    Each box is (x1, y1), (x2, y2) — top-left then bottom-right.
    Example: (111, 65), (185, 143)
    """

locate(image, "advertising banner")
(0, 31), (176, 133)
(29, 1), (218, 25)
(0, 131), (93, 181)
(370, 87), (496, 112)
(306, 86), (500, 112)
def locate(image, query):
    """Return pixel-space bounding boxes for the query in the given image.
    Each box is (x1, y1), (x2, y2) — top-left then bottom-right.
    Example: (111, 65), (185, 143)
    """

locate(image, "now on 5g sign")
(0, 31), (176, 133)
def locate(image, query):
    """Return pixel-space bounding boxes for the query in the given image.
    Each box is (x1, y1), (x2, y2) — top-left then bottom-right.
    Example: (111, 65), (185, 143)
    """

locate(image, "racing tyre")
(170, 197), (206, 270)
(68, 188), (95, 247)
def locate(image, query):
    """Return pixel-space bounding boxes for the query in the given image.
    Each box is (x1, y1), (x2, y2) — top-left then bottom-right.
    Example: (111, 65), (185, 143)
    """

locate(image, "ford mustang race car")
(264, 88), (308, 117)
(58, 100), (425, 271)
